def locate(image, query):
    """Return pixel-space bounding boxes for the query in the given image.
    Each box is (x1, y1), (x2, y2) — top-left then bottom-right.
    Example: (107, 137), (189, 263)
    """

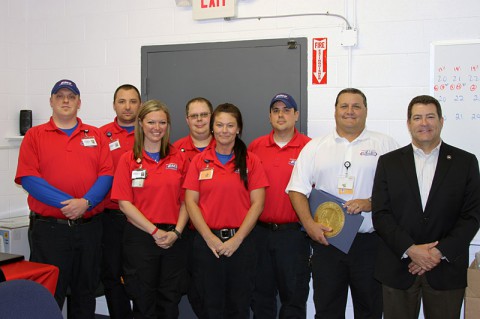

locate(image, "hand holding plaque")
(313, 201), (345, 238)
(308, 189), (364, 254)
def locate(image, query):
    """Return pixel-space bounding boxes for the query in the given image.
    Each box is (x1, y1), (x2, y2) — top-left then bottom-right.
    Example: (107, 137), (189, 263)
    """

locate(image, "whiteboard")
(430, 40), (480, 244)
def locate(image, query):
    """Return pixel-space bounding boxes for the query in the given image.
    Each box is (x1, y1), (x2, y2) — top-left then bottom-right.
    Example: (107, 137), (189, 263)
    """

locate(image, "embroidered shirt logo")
(288, 159), (297, 166)
(360, 150), (378, 156)
(166, 163), (178, 170)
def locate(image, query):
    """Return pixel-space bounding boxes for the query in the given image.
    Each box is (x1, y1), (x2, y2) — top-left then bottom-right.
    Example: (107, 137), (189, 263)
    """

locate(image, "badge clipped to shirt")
(105, 131), (120, 151)
(338, 161), (354, 195)
(199, 160), (214, 180)
(338, 176), (355, 195)
(132, 168), (147, 188)
(109, 139), (121, 151)
(81, 130), (97, 147)
(82, 137), (97, 147)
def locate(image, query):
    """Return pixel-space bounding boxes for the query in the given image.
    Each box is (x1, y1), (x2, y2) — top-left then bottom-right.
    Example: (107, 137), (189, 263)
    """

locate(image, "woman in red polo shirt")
(111, 100), (189, 319)
(184, 103), (268, 319)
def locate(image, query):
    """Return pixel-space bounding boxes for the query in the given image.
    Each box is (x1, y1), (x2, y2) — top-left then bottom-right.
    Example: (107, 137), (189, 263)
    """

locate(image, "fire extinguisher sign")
(312, 38), (327, 85)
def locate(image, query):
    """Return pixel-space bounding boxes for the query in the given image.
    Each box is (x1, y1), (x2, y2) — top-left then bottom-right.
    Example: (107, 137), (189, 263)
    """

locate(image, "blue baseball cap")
(270, 93), (297, 111)
(51, 79), (80, 96)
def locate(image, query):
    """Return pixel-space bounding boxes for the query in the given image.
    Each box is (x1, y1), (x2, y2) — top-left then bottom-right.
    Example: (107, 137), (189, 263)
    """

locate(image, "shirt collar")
(333, 127), (368, 143)
(112, 117), (135, 134)
(267, 128), (301, 147)
(412, 141), (442, 157)
(46, 116), (83, 132)
(203, 140), (236, 165)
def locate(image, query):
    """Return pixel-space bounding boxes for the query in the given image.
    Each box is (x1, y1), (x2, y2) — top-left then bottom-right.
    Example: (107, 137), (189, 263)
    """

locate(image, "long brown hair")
(133, 100), (171, 160)
(210, 103), (248, 189)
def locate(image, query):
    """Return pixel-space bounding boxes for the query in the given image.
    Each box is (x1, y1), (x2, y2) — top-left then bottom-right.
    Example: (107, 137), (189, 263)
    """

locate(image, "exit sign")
(193, 0), (236, 20)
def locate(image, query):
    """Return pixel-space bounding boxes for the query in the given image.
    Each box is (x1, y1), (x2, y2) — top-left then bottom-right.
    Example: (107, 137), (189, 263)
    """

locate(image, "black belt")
(257, 221), (300, 231)
(30, 212), (94, 227)
(154, 223), (176, 232)
(104, 208), (125, 216)
(211, 228), (238, 241)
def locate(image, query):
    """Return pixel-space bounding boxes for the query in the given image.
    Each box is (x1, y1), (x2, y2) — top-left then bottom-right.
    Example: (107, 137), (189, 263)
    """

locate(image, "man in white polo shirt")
(287, 88), (398, 319)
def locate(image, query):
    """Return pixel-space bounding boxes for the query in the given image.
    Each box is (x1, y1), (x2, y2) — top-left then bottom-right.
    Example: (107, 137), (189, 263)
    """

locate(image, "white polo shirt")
(286, 128), (399, 233)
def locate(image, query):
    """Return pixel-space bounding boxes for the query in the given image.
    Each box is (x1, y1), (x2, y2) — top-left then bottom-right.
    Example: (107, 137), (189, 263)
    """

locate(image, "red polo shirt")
(183, 143), (269, 229)
(173, 135), (215, 162)
(15, 117), (114, 218)
(100, 118), (135, 210)
(248, 129), (311, 223)
(111, 146), (187, 224)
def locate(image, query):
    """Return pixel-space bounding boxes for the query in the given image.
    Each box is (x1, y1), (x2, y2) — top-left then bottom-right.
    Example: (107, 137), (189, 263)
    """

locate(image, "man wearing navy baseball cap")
(269, 93), (298, 111)
(15, 79), (113, 318)
(51, 79), (81, 96)
(249, 92), (311, 318)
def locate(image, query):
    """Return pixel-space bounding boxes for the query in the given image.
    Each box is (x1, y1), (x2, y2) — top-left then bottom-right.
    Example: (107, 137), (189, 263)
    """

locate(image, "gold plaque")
(314, 201), (345, 238)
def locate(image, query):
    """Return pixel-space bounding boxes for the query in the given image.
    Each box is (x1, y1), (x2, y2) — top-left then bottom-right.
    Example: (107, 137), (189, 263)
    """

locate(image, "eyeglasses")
(187, 112), (211, 120)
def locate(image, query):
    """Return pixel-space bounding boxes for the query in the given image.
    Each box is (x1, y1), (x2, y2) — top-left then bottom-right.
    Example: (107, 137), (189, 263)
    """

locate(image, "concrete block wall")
(0, 0), (28, 218)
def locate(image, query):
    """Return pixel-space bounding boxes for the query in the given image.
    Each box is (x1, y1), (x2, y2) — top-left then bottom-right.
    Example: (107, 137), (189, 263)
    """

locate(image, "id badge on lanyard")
(132, 159), (147, 187)
(81, 129), (97, 147)
(338, 161), (354, 195)
(106, 131), (121, 151)
(199, 159), (214, 180)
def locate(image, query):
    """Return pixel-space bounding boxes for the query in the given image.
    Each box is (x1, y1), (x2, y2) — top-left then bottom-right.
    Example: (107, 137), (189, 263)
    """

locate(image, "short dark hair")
(407, 95), (442, 120)
(335, 88), (367, 108)
(185, 97), (213, 115)
(113, 84), (141, 103)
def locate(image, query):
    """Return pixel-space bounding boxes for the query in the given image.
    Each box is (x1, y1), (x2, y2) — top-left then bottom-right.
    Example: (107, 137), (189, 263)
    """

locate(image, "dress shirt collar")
(411, 141), (442, 157)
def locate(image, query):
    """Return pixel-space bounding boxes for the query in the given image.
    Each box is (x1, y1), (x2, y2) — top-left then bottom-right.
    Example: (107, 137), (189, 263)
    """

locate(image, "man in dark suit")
(372, 94), (480, 319)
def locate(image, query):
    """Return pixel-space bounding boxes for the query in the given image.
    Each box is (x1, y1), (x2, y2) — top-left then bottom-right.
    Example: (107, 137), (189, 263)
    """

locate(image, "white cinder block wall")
(0, 0), (29, 219)
(0, 0), (479, 316)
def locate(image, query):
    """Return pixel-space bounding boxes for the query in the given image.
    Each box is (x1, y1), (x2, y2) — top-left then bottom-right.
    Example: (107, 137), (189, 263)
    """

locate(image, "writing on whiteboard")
(433, 61), (480, 122)
(431, 41), (480, 244)
(434, 64), (479, 109)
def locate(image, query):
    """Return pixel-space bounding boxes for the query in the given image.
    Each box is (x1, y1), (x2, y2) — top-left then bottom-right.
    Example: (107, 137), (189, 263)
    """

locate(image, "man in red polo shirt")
(173, 97), (215, 162)
(15, 79), (113, 319)
(248, 93), (311, 319)
(174, 97), (215, 316)
(99, 84), (141, 319)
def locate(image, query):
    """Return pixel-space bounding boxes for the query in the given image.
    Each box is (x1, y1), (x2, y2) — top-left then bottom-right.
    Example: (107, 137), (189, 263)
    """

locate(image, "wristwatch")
(171, 228), (182, 239)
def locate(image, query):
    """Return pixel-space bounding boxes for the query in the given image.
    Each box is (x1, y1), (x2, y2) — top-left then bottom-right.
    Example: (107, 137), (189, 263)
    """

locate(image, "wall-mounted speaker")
(19, 110), (32, 136)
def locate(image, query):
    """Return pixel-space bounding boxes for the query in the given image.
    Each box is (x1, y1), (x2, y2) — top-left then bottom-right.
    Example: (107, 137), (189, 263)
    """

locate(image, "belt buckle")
(67, 219), (80, 227)
(272, 223), (279, 231)
(219, 228), (231, 240)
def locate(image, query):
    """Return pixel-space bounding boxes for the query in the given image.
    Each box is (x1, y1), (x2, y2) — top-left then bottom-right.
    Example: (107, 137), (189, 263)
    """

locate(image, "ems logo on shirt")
(360, 150), (378, 156)
(166, 163), (178, 170)
(288, 159), (297, 166)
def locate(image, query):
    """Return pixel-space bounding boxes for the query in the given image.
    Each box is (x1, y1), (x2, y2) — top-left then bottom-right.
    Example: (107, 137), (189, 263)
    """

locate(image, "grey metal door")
(141, 38), (308, 145)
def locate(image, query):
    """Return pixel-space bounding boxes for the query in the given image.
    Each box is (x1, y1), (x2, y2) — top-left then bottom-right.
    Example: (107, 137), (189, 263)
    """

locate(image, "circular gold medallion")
(313, 201), (345, 238)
